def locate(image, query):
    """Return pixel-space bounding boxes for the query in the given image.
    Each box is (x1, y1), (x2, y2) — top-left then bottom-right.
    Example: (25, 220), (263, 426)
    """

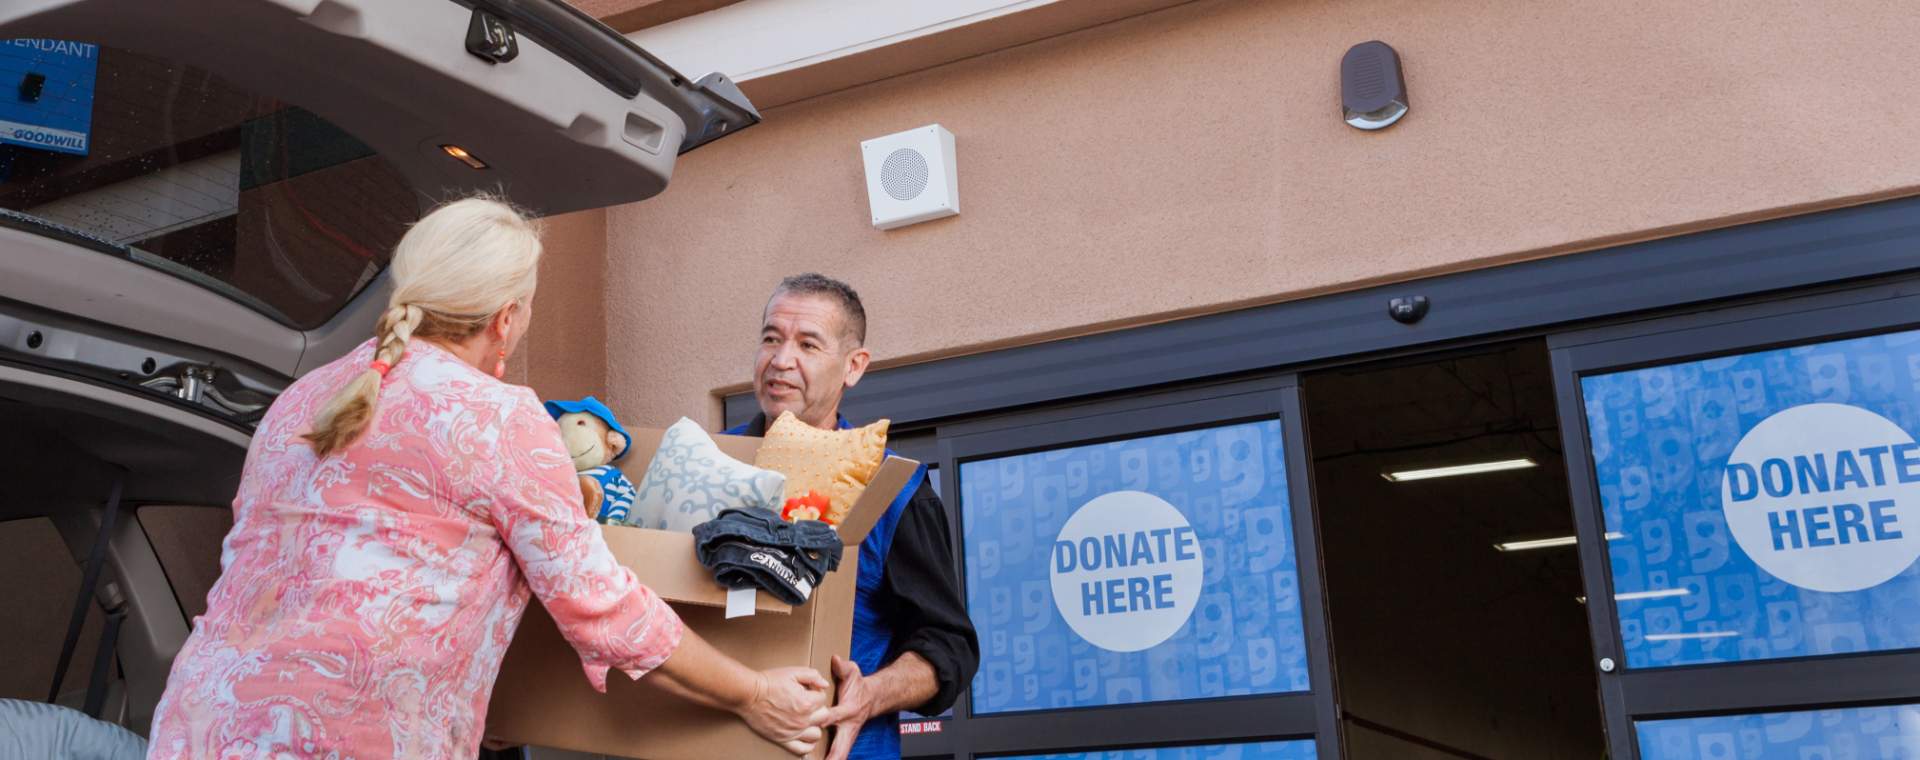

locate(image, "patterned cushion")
(628, 418), (788, 532)
(753, 411), (888, 526)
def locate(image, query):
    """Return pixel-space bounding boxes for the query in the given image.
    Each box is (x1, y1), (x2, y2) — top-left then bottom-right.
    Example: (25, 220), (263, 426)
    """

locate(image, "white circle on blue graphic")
(1721, 403), (1920, 593)
(1049, 491), (1205, 652)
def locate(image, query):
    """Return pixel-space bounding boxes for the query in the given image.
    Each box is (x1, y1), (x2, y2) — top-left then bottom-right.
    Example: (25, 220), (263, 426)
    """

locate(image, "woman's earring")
(493, 348), (507, 379)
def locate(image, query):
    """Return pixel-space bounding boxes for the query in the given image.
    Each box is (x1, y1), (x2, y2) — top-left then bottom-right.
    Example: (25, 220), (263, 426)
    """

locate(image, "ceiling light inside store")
(1384, 458), (1536, 482)
(1495, 535), (1576, 551)
(441, 144), (488, 169)
(1494, 531), (1626, 552)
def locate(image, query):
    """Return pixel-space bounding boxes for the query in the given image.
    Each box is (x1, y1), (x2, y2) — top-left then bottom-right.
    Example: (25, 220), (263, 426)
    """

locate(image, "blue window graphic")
(998, 738), (1317, 760)
(962, 420), (1310, 715)
(1582, 329), (1920, 669)
(1638, 703), (1920, 759)
(0, 39), (98, 155)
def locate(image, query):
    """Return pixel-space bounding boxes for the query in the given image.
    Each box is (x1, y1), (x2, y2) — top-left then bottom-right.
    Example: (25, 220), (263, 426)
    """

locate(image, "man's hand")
(821, 652), (939, 760)
(822, 655), (876, 760)
(741, 666), (833, 756)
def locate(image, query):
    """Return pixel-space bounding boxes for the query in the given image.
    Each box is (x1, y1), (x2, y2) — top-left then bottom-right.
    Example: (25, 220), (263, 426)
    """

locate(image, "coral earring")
(493, 349), (507, 379)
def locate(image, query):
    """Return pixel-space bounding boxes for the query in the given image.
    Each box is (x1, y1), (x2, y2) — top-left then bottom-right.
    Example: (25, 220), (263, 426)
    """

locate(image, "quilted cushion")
(628, 418), (789, 532)
(753, 411), (889, 526)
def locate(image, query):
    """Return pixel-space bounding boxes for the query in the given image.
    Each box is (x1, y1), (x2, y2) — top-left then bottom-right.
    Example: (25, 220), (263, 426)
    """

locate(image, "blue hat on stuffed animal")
(543, 396), (634, 461)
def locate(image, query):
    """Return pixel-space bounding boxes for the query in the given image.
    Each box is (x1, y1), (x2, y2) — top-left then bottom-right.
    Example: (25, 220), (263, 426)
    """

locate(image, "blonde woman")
(147, 197), (828, 759)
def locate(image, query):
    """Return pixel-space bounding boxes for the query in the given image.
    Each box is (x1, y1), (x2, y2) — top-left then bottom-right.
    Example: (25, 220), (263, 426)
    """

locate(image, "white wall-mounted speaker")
(861, 124), (958, 230)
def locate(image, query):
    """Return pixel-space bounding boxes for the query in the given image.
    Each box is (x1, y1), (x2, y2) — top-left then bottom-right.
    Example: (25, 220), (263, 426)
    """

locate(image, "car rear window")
(0, 41), (418, 329)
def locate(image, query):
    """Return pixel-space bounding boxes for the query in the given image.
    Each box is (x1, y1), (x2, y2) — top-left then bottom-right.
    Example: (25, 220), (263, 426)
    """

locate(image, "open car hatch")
(0, 0), (758, 431)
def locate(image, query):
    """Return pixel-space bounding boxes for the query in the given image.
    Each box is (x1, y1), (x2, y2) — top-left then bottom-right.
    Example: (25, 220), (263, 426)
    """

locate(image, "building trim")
(619, 0), (1205, 109)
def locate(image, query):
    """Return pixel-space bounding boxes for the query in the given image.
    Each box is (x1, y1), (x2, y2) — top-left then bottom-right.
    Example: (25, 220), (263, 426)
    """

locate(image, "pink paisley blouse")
(148, 339), (682, 759)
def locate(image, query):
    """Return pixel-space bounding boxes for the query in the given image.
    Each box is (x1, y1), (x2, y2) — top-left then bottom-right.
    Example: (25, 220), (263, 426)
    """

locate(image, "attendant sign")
(0, 39), (98, 155)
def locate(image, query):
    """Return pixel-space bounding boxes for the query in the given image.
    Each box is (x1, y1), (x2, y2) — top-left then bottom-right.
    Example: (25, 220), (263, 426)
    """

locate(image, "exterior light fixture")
(1382, 457), (1535, 482)
(1493, 531), (1627, 552)
(1342, 41), (1408, 130)
(441, 144), (488, 169)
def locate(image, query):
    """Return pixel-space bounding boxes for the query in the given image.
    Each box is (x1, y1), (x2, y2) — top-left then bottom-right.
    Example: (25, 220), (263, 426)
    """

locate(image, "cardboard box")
(485, 428), (920, 760)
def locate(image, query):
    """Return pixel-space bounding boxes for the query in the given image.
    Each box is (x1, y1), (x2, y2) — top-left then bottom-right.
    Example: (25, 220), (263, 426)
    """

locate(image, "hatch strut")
(47, 471), (126, 718)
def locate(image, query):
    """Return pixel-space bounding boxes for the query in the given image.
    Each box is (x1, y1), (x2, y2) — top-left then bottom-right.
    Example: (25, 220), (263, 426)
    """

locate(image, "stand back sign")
(963, 420), (1310, 715)
(0, 39), (98, 156)
(1583, 329), (1920, 669)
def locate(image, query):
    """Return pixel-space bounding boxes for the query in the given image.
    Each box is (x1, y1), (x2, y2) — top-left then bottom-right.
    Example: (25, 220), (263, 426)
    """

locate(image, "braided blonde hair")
(302, 195), (544, 457)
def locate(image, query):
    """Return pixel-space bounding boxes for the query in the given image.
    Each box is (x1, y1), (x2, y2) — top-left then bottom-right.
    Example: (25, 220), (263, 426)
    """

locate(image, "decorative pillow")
(628, 418), (789, 532)
(753, 411), (889, 526)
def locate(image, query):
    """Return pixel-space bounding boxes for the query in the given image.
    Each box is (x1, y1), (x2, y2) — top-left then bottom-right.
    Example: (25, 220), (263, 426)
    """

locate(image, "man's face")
(755, 293), (870, 429)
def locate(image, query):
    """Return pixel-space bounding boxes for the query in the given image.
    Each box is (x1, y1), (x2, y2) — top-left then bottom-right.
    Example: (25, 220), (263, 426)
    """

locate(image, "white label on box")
(726, 587), (757, 618)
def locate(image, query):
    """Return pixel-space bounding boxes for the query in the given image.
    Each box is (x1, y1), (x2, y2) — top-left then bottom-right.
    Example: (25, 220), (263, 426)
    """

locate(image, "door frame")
(1548, 273), (1920, 759)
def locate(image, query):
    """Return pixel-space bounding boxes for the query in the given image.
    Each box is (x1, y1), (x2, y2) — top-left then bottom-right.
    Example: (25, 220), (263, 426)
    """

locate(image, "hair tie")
(369, 360), (392, 377)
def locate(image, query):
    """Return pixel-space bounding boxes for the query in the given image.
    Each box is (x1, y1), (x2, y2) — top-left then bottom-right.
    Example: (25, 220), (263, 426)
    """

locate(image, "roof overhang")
(605, 0), (1205, 109)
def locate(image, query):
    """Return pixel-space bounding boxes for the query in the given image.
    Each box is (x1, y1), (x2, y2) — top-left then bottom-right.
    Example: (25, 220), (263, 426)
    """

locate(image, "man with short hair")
(724, 273), (977, 760)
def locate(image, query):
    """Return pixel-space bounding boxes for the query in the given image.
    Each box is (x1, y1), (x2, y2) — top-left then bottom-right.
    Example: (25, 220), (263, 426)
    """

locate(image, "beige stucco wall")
(589, 0), (1920, 430)
(508, 208), (609, 402)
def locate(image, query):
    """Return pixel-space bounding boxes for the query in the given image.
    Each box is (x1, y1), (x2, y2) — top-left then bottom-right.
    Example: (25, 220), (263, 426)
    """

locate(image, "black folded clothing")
(692, 507), (843, 606)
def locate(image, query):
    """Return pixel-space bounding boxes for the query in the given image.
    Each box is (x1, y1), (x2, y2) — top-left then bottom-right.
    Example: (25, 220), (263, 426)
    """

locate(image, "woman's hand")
(648, 629), (832, 755)
(739, 667), (832, 755)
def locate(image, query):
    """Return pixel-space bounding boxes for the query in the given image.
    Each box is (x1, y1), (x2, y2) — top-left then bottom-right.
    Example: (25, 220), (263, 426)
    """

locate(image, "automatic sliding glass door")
(1552, 277), (1920, 760)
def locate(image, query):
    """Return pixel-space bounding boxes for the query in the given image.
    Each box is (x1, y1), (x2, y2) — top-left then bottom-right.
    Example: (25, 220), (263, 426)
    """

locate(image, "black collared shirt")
(734, 413), (979, 716)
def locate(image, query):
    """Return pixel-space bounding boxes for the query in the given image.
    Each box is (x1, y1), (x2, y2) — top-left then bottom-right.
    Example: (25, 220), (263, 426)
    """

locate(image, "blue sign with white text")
(1638, 702), (1920, 759)
(0, 39), (98, 155)
(1582, 329), (1920, 669)
(963, 420), (1310, 715)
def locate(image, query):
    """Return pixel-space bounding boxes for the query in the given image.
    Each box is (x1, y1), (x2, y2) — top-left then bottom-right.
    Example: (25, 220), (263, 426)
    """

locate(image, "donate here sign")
(1721, 403), (1920, 593)
(1048, 491), (1204, 652)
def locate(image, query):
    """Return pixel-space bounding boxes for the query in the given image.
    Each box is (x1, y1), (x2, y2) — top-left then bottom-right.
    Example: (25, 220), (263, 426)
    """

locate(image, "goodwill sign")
(1584, 330), (1920, 670)
(963, 421), (1310, 715)
(0, 39), (98, 156)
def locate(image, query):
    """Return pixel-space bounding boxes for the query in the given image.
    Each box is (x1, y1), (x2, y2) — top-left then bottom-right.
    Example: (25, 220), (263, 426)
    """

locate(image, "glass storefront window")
(0, 41), (418, 329)
(963, 420), (1309, 714)
(998, 739), (1317, 760)
(1582, 329), (1920, 669)
(1637, 703), (1920, 759)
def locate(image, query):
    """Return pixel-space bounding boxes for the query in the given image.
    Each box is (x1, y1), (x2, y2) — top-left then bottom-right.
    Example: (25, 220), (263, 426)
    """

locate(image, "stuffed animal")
(543, 397), (636, 524)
